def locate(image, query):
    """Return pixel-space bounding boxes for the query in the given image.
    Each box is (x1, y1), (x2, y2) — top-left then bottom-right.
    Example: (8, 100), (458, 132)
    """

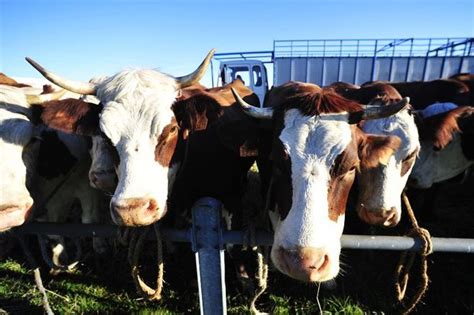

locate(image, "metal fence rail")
(273, 37), (474, 58)
(14, 222), (474, 254)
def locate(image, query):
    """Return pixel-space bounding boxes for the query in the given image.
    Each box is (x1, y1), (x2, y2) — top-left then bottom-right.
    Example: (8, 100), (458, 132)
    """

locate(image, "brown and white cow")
(232, 81), (407, 282)
(409, 104), (474, 189)
(26, 50), (215, 226)
(340, 83), (420, 226)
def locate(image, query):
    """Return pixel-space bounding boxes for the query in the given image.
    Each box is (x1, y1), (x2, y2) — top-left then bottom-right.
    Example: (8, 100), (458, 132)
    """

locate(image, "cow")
(0, 81), (108, 270)
(364, 79), (470, 109)
(26, 50), (215, 226)
(338, 83), (420, 226)
(409, 104), (474, 189)
(231, 81), (408, 282)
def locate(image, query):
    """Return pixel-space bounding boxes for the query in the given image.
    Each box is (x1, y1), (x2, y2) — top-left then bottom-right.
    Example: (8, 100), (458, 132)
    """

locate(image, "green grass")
(0, 257), (368, 314)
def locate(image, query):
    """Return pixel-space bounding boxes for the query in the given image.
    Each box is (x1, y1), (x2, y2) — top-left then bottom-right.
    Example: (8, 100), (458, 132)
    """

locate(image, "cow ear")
(173, 94), (223, 138)
(39, 99), (102, 136)
(218, 120), (260, 157)
(358, 133), (401, 168)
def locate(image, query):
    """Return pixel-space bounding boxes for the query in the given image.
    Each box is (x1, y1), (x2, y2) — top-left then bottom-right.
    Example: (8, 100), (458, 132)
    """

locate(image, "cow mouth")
(0, 205), (33, 232)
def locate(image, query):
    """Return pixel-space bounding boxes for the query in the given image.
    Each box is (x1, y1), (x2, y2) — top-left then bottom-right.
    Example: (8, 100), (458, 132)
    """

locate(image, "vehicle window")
(230, 66), (250, 86)
(252, 66), (262, 87)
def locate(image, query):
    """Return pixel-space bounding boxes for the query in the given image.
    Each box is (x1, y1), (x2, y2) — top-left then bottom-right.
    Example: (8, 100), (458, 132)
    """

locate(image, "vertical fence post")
(191, 197), (227, 315)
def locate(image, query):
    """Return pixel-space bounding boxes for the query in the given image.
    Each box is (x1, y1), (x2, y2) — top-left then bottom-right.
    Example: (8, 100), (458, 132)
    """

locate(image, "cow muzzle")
(0, 197), (34, 232)
(357, 205), (400, 227)
(272, 246), (337, 282)
(110, 197), (165, 226)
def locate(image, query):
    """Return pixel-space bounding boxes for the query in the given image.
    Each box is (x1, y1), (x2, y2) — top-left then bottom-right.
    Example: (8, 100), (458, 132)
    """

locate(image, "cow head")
(232, 82), (407, 282)
(351, 84), (419, 227)
(26, 50), (215, 226)
(410, 106), (474, 188)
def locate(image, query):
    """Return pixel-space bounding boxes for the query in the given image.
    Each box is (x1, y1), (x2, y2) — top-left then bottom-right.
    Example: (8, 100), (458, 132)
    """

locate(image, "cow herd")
(1, 50), (473, 289)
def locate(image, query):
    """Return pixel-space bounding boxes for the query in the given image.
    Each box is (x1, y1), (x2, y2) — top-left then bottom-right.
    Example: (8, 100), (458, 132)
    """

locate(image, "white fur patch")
(273, 109), (350, 252)
(410, 134), (473, 188)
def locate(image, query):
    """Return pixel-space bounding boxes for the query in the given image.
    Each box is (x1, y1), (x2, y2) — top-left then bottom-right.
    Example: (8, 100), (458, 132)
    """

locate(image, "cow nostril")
(146, 199), (158, 212)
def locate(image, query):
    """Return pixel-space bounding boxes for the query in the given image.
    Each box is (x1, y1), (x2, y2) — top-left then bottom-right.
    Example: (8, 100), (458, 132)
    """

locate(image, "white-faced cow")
(409, 104), (474, 189)
(340, 83), (420, 227)
(26, 50), (215, 226)
(232, 81), (407, 282)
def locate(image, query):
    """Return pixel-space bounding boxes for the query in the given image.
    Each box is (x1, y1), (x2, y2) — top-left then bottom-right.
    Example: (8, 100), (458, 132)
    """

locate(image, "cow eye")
(170, 125), (178, 133)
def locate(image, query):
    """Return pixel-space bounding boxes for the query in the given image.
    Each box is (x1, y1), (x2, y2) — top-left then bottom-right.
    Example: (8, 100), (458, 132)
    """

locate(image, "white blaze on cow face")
(0, 86), (35, 232)
(358, 108), (419, 226)
(410, 135), (473, 189)
(271, 109), (353, 282)
(92, 70), (179, 226)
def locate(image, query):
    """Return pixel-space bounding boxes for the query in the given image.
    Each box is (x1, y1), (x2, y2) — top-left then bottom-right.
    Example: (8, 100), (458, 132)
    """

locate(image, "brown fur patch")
(0, 73), (31, 88)
(418, 107), (474, 150)
(155, 118), (179, 167)
(266, 81), (362, 116)
(40, 98), (102, 135)
(328, 135), (359, 221)
(358, 130), (401, 169)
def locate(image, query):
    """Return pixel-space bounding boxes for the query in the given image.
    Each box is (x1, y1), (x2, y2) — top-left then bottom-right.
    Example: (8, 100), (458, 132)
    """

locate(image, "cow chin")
(357, 204), (400, 227)
(270, 245), (340, 283)
(110, 197), (167, 227)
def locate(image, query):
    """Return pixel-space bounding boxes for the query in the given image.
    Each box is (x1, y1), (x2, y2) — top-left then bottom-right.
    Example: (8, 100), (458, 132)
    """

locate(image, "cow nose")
(110, 197), (165, 226)
(276, 247), (332, 282)
(358, 206), (400, 227)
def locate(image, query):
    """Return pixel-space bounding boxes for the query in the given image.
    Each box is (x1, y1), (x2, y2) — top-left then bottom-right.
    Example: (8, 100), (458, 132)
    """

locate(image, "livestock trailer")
(211, 37), (474, 105)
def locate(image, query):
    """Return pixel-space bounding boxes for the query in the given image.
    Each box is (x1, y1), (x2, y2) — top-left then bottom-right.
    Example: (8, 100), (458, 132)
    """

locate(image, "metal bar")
(210, 60), (215, 88)
(404, 38), (414, 81)
(13, 222), (474, 254)
(191, 198), (227, 315)
(422, 39), (432, 80)
(371, 40), (378, 81)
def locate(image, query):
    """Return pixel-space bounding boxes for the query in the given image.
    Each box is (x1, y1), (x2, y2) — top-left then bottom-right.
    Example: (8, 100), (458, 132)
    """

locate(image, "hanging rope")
(15, 234), (54, 315)
(247, 173), (274, 314)
(126, 224), (164, 301)
(394, 192), (433, 314)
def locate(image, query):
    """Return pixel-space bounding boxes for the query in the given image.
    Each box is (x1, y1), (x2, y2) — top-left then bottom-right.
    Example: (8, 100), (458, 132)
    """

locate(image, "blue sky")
(1, 0), (473, 86)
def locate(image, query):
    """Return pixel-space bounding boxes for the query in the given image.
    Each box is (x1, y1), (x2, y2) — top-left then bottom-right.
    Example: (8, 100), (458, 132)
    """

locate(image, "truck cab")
(218, 60), (268, 106)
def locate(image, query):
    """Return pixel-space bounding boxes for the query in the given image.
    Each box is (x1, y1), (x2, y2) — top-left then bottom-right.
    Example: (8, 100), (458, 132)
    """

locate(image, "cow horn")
(231, 87), (273, 119)
(26, 89), (67, 105)
(175, 49), (215, 88)
(362, 97), (410, 120)
(25, 57), (97, 95)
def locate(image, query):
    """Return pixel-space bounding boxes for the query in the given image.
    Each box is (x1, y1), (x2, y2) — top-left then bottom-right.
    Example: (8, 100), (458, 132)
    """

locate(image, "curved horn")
(175, 49), (216, 88)
(26, 89), (67, 105)
(231, 87), (273, 119)
(25, 57), (96, 95)
(362, 97), (410, 120)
